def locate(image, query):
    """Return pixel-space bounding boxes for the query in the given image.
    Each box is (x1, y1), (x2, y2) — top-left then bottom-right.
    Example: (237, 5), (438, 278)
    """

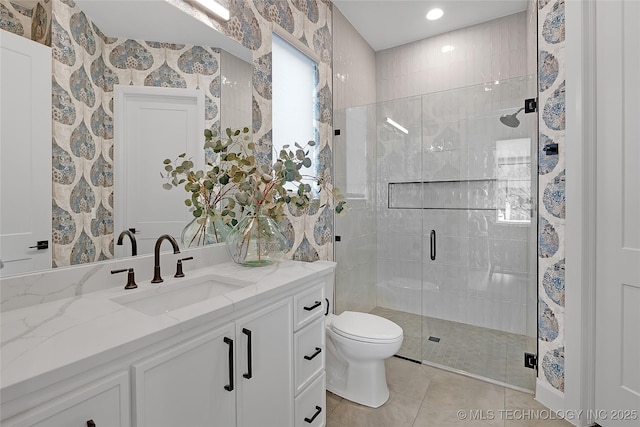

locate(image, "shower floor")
(370, 306), (536, 392)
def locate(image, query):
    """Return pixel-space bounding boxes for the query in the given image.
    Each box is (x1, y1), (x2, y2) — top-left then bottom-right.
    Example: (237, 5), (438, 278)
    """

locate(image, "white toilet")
(325, 311), (403, 407)
(323, 269), (404, 411)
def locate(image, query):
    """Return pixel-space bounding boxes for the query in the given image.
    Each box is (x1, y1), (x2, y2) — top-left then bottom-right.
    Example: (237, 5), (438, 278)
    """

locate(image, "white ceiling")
(333, 0), (528, 51)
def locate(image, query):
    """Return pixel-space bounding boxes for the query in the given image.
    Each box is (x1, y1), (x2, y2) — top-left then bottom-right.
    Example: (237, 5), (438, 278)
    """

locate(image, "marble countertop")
(1, 259), (335, 398)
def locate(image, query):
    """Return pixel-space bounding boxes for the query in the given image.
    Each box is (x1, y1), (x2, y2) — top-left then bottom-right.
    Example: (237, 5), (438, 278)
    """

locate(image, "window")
(271, 33), (319, 194)
(495, 138), (532, 224)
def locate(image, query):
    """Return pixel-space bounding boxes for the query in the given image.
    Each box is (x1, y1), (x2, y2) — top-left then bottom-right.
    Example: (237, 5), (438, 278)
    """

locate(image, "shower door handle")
(430, 230), (436, 261)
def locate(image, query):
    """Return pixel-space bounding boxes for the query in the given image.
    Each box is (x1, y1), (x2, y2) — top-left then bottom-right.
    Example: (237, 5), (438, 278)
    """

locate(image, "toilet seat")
(330, 311), (403, 344)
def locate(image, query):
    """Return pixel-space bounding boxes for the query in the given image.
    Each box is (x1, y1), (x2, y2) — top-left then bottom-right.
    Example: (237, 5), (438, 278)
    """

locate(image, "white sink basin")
(112, 275), (251, 316)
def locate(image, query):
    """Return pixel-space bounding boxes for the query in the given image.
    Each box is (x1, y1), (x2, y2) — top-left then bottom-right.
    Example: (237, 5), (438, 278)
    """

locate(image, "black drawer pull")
(242, 328), (253, 379)
(304, 406), (322, 423)
(303, 301), (321, 311)
(224, 337), (234, 391)
(304, 347), (322, 361)
(87, 420), (96, 427)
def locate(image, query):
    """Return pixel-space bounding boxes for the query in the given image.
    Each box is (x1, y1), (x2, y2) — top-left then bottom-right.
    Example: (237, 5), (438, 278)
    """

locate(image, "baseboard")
(535, 379), (566, 416)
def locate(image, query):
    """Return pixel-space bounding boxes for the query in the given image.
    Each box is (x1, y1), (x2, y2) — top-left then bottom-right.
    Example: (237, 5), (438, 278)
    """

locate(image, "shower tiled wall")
(372, 12), (536, 335)
(1, 0), (335, 267)
(332, 7), (377, 314)
(537, 0), (565, 394)
(376, 12), (529, 102)
(220, 49), (252, 132)
(375, 76), (537, 335)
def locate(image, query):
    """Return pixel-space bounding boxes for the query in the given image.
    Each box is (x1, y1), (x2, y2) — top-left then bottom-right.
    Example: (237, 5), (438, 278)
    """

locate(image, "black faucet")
(117, 230), (137, 256)
(151, 234), (180, 283)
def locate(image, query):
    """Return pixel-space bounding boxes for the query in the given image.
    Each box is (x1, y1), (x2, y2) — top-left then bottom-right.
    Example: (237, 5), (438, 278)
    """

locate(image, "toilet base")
(326, 357), (390, 408)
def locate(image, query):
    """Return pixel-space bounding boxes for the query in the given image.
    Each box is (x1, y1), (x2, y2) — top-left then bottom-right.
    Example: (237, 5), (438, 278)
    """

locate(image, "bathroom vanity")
(0, 245), (333, 427)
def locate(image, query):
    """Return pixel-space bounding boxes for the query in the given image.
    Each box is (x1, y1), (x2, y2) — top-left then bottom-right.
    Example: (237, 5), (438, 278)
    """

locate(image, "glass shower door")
(420, 76), (538, 391)
(372, 96), (424, 361)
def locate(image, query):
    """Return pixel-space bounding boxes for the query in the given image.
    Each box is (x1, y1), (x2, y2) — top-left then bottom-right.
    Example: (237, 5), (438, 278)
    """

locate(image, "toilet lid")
(331, 311), (403, 343)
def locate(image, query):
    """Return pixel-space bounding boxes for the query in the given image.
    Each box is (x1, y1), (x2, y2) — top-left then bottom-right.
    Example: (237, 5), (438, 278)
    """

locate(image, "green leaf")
(162, 183), (173, 190)
(302, 158), (312, 168)
(307, 140), (316, 146)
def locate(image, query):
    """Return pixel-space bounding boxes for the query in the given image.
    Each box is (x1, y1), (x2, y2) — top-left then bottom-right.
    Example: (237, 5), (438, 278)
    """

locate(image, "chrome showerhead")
(499, 107), (525, 128)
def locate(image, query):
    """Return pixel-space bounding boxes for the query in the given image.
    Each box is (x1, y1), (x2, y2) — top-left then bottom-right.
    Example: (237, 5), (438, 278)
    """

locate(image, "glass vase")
(181, 213), (230, 247)
(226, 213), (288, 266)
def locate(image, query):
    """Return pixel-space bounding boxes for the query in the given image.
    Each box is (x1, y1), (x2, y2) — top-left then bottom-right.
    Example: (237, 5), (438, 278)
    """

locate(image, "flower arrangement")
(162, 127), (345, 264)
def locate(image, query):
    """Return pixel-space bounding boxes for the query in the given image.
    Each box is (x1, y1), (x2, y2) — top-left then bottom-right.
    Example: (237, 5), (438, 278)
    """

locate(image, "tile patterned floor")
(370, 307), (536, 391)
(327, 357), (573, 427)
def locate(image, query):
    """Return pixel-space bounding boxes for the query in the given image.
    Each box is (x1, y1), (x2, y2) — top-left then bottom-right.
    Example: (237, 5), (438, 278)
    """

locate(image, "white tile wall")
(220, 50), (252, 131)
(332, 7), (377, 111)
(376, 12), (528, 103)
(333, 10), (536, 335)
(332, 6), (378, 315)
(376, 74), (535, 334)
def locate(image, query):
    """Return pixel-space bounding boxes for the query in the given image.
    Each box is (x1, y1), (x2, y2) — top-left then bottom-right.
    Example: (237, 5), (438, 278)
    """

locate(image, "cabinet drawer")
(294, 284), (325, 330)
(4, 371), (130, 427)
(294, 316), (325, 394)
(295, 373), (326, 427)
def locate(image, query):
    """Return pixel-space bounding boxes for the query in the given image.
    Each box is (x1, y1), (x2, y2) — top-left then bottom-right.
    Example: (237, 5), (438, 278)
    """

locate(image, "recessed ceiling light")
(441, 45), (455, 53)
(426, 8), (444, 21)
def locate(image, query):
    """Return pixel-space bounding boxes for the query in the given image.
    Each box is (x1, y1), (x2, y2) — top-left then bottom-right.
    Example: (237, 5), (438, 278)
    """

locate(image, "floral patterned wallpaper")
(0, 0), (51, 45)
(49, 0), (224, 266)
(1, 0), (335, 267)
(537, 0), (566, 393)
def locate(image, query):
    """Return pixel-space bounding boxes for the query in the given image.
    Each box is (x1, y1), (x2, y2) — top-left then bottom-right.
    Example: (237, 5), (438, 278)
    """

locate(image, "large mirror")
(0, 0), (253, 277)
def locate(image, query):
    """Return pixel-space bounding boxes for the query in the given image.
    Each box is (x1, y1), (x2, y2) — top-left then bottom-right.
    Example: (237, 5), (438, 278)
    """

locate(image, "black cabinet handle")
(87, 420), (96, 427)
(304, 301), (321, 311)
(304, 406), (322, 423)
(242, 328), (252, 379)
(430, 230), (436, 261)
(28, 240), (48, 250)
(304, 347), (322, 361)
(224, 337), (234, 391)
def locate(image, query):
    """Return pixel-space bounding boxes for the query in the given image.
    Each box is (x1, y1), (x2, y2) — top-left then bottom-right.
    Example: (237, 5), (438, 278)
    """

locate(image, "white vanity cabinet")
(132, 298), (293, 427)
(4, 372), (130, 427)
(293, 283), (326, 427)
(131, 323), (236, 427)
(235, 298), (293, 427)
(1, 261), (337, 427)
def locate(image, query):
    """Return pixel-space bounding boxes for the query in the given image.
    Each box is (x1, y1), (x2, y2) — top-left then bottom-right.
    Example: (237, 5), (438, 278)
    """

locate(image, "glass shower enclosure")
(333, 75), (537, 391)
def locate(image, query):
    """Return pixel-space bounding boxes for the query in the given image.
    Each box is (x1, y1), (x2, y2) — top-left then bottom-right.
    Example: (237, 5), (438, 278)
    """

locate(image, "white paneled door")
(595, 1), (640, 425)
(114, 86), (204, 256)
(0, 30), (52, 277)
